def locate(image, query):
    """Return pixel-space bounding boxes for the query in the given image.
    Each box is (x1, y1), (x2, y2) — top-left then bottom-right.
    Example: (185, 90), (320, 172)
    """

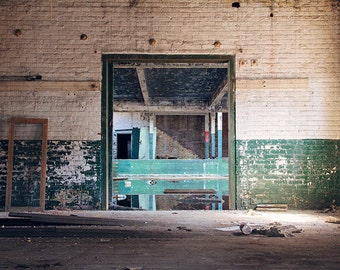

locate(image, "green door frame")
(101, 54), (236, 210)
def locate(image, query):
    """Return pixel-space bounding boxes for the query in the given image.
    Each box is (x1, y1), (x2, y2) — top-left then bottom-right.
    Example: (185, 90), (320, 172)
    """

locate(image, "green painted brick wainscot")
(1, 139), (339, 210)
(236, 139), (340, 210)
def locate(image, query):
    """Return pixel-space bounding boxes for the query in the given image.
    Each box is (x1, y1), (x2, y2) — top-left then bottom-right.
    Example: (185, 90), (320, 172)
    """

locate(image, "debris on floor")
(251, 225), (302, 237)
(177, 226), (192, 232)
(323, 199), (337, 213)
(239, 222), (253, 235)
(217, 222), (302, 237)
(325, 216), (340, 224)
(0, 210), (339, 269)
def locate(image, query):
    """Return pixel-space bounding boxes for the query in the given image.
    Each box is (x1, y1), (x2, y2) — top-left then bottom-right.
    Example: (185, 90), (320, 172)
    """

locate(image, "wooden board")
(8, 212), (143, 226)
(256, 204), (288, 212)
(163, 189), (216, 194)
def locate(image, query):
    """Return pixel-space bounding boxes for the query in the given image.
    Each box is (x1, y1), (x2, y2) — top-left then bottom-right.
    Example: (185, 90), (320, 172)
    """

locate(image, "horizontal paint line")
(0, 81), (101, 92)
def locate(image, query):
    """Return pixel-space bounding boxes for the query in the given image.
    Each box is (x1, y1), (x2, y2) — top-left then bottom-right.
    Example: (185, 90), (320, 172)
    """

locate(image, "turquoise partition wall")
(112, 159), (229, 210)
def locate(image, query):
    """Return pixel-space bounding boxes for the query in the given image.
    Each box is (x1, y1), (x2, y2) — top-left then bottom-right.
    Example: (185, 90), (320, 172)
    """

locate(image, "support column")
(149, 113), (155, 210)
(210, 113), (216, 158)
(101, 59), (113, 210)
(149, 113), (155, 160)
(204, 114), (210, 159)
(217, 112), (223, 159)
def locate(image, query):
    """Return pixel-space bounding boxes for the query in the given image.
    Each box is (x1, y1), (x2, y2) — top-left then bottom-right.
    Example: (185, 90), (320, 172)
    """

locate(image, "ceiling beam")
(114, 63), (228, 69)
(209, 78), (229, 109)
(136, 68), (150, 106)
(114, 101), (228, 113)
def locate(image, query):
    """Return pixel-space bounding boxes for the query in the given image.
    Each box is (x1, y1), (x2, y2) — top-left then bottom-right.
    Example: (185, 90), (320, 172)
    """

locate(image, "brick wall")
(0, 140), (101, 209)
(236, 139), (340, 209)
(0, 0), (339, 209)
(1, 0), (338, 139)
(0, 90), (101, 141)
(156, 115), (205, 159)
(1, 0), (338, 138)
(0, 89), (101, 209)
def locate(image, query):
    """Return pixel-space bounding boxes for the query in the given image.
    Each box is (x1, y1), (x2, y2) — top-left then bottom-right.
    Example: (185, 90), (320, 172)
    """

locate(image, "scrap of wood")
(325, 217), (340, 224)
(8, 212), (140, 226)
(112, 177), (129, 181)
(163, 189), (216, 194)
(179, 197), (224, 204)
(256, 204), (288, 208)
(255, 208), (288, 212)
(256, 204), (288, 212)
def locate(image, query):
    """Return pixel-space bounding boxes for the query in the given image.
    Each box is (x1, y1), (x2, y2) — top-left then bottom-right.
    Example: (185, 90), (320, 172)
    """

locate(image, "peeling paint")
(46, 140), (101, 209)
(0, 140), (101, 209)
(236, 139), (340, 209)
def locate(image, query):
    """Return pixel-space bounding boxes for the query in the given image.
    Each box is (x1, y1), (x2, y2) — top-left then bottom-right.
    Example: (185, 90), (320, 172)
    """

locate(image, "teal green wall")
(236, 139), (340, 209)
(114, 159), (229, 195)
(117, 159), (228, 175)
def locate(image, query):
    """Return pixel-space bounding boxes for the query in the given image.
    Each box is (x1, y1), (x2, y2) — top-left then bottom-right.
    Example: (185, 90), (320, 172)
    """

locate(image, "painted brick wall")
(156, 115), (205, 159)
(232, 1), (340, 209)
(0, 140), (101, 209)
(1, 1), (337, 82)
(236, 139), (339, 209)
(0, 91), (101, 141)
(0, 89), (101, 209)
(0, 0), (339, 209)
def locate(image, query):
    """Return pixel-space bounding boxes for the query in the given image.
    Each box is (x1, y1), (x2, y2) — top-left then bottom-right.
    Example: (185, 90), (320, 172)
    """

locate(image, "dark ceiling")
(113, 63), (229, 113)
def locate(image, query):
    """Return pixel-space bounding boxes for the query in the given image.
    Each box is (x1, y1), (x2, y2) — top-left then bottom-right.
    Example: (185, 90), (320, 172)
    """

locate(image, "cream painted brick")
(0, 91), (101, 141)
(236, 85), (340, 139)
(0, 0), (339, 140)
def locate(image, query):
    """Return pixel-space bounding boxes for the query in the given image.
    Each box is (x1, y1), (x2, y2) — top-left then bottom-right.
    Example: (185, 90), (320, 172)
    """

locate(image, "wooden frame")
(5, 118), (48, 212)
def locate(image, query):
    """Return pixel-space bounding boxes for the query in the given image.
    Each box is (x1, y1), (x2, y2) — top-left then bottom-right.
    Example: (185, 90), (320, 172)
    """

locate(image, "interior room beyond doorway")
(101, 54), (236, 211)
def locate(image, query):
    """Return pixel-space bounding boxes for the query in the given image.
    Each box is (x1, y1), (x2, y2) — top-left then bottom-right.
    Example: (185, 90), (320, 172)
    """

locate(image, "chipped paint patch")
(46, 140), (101, 209)
(0, 140), (101, 209)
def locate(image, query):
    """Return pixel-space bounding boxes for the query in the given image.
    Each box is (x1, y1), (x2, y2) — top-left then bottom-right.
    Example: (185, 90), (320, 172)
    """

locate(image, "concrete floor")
(0, 210), (339, 269)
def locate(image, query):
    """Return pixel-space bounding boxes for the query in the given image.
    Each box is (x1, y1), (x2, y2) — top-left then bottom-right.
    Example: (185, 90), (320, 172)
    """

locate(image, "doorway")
(102, 54), (236, 210)
(117, 133), (132, 159)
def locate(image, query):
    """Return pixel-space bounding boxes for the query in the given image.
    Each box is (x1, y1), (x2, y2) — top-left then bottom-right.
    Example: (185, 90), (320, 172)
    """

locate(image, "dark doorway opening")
(117, 133), (131, 159)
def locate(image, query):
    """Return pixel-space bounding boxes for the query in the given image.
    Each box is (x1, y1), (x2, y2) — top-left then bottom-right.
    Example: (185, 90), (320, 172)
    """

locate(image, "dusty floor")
(0, 210), (339, 270)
